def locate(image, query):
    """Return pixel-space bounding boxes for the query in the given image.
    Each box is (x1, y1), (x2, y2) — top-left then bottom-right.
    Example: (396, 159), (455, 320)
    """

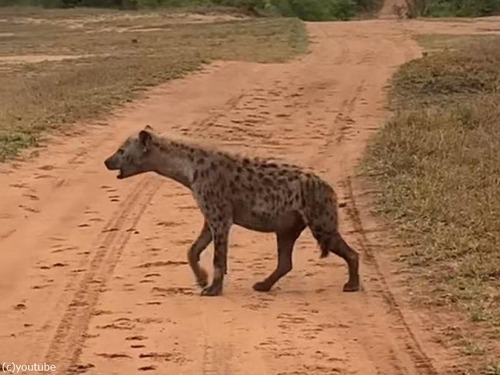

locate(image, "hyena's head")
(104, 125), (156, 179)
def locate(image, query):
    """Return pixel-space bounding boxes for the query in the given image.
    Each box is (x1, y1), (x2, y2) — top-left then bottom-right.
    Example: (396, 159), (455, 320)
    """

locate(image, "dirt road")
(1, 15), (499, 375)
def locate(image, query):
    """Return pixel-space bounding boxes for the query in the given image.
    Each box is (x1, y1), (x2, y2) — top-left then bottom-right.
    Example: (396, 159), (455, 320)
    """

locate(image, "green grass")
(0, 8), (307, 161)
(363, 35), (500, 374)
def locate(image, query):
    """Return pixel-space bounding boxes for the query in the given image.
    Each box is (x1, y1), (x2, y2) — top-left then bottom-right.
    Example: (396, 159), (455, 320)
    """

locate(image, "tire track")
(307, 79), (365, 168)
(174, 93), (245, 138)
(200, 314), (233, 375)
(334, 80), (365, 144)
(43, 176), (162, 374)
(342, 176), (439, 375)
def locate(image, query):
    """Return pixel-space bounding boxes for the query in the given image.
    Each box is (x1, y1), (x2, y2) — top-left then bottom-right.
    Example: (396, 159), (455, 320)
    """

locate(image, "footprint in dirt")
(242, 303), (268, 311)
(145, 247), (161, 255)
(109, 195), (120, 202)
(34, 174), (53, 180)
(38, 262), (67, 270)
(139, 352), (173, 360)
(144, 273), (161, 278)
(92, 309), (113, 316)
(31, 284), (50, 290)
(156, 221), (180, 228)
(13, 303), (27, 311)
(131, 344), (146, 349)
(97, 318), (135, 330)
(151, 286), (194, 297)
(126, 335), (148, 341)
(140, 273), (161, 284)
(137, 260), (187, 268)
(138, 366), (156, 371)
(39, 165), (55, 171)
(18, 204), (39, 214)
(96, 353), (131, 359)
(51, 245), (79, 254)
(68, 363), (95, 374)
(100, 185), (120, 201)
(22, 193), (39, 201)
(135, 317), (163, 324)
(9, 182), (28, 189)
(123, 283), (135, 292)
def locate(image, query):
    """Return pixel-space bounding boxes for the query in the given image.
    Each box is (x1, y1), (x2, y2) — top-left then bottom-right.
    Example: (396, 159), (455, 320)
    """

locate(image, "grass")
(415, 34), (500, 54)
(487, 364), (500, 375)
(0, 7), (307, 161)
(0, 0), (383, 21)
(403, 0), (500, 18)
(362, 35), (500, 374)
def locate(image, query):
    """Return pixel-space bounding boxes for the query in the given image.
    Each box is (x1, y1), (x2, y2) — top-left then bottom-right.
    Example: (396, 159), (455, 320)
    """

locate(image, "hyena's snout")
(104, 156), (118, 170)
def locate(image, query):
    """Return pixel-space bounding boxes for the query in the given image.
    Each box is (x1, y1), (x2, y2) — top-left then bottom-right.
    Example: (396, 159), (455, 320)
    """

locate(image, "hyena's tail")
(301, 176), (340, 258)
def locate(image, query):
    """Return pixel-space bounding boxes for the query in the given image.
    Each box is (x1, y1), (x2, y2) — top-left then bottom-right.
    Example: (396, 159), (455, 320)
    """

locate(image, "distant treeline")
(406, 0), (500, 17)
(0, 0), (383, 21)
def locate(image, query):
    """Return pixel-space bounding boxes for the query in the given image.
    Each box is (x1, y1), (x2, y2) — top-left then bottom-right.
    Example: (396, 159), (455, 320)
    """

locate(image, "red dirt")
(1, 14), (499, 375)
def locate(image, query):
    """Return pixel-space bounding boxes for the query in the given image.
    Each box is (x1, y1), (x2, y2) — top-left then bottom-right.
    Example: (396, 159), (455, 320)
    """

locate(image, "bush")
(0, 0), (379, 20)
(405, 0), (500, 17)
(283, 0), (357, 21)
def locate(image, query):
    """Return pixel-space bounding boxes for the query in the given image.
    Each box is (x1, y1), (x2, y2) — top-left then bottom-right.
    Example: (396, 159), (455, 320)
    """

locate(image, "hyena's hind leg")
(253, 212), (306, 292)
(187, 220), (212, 288)
(308, 204), (360, 292)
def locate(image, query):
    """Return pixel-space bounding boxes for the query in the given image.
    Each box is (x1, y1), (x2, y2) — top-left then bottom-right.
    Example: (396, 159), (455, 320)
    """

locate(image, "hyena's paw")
(200, 283), (223, 297)
(196, 268), (209, 288)
(252, 280), (272, 292)
(342, 280), (360, 292)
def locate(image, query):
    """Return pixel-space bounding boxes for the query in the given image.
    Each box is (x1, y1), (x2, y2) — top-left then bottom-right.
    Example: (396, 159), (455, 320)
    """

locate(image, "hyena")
(104, 126), (360, 297)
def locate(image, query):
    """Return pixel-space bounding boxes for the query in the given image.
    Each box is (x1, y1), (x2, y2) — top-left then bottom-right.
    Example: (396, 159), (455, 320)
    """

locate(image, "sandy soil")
(1, 13), (499, 375)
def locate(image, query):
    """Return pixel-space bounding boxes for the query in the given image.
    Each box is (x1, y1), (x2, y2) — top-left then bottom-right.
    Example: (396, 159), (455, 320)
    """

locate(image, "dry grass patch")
(363, 36), (500, 374)
(0, 8), (307, 160)
(415, 33), (500, 55)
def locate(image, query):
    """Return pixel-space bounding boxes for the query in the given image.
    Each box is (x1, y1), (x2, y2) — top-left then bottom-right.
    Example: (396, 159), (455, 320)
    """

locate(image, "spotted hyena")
(104, 126), (360, 297)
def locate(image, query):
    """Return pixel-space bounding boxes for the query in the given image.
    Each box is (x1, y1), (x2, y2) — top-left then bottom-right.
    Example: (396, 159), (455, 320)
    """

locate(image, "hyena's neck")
(149, 137), (206, 189)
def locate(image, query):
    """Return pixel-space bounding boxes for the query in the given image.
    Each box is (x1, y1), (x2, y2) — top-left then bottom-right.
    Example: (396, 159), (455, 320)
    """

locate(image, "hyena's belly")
(232, 193), (302, 233)
(232, 208), (278, 233)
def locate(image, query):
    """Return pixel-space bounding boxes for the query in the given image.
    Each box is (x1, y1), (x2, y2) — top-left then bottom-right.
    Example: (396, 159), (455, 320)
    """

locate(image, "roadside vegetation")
(404, 0), (500, 18)
(0, 0), (384, 21)
(363, 35), (500, 374)
(0, 9), (307, 161)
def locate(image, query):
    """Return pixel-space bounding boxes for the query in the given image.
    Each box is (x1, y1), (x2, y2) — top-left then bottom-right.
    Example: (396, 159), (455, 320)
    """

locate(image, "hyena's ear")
(144, 124), (154, 132)
(138, 129), (153, 150)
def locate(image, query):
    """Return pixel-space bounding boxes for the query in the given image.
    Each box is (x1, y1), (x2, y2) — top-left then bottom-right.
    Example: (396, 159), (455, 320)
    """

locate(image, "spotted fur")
(104, 126), (360, 296)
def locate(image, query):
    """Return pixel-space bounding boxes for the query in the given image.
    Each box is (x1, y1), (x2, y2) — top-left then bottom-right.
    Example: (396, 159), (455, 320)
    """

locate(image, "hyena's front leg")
(191, 180), (232, 297)
(187, 221), (212, 288)
(201, 224), (230, 297)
